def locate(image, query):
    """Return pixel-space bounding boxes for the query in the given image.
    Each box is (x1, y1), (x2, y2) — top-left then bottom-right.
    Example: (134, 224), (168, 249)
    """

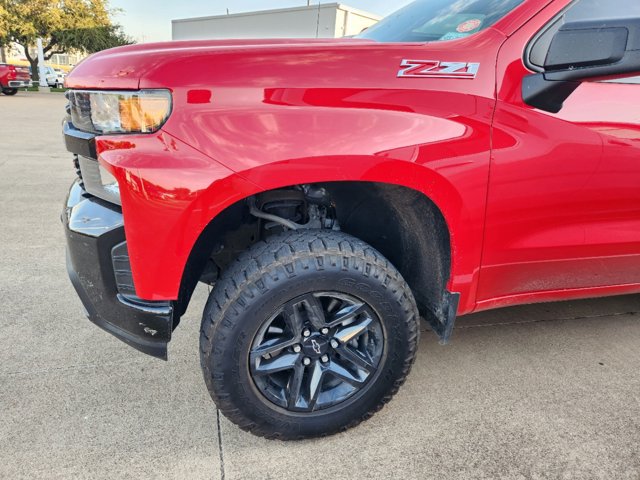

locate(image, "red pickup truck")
(62, 0), (640, 439)
(0, 63), (32, 95)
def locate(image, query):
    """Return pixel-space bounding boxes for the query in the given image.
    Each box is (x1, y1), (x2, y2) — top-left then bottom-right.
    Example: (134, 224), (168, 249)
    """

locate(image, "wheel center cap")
(302, 334), (329, 358)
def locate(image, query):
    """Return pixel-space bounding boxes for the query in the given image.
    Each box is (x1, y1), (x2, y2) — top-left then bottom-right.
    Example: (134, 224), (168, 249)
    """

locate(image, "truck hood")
(66, 38), (374, 90)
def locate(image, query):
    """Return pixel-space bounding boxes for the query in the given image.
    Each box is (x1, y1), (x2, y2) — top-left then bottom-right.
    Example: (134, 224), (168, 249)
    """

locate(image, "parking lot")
(1, 92), (639, 480)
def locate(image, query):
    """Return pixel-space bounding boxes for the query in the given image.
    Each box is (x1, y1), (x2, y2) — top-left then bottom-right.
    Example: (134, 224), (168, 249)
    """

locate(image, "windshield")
(357, 0), (525, 43)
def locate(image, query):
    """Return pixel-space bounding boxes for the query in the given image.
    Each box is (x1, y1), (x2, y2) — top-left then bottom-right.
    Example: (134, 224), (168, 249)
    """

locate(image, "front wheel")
(200, 230), (420, 439)
(2, 88), (18, 96)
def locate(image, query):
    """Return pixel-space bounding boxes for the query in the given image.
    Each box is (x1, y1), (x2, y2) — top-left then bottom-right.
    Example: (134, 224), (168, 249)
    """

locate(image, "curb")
(22, 88), (67, 94)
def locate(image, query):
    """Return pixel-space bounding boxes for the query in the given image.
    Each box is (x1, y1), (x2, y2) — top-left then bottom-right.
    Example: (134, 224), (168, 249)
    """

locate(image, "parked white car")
(42, 66), (66, 88)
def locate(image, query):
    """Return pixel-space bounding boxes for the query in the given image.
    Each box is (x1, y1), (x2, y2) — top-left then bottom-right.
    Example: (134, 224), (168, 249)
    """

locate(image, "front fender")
(162, 88), (495, 313)
(98, 90), (493, 315)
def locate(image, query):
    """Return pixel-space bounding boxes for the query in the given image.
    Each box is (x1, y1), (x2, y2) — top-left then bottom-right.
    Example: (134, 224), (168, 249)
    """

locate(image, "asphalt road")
(1, 92), (639, 480)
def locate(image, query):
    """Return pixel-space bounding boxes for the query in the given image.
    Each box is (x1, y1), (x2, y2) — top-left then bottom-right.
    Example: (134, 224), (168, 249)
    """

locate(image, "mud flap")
(426, 291), (460, 345)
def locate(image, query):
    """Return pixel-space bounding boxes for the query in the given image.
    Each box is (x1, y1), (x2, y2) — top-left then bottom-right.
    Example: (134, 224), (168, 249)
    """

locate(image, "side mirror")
(523, 18), (640, 113)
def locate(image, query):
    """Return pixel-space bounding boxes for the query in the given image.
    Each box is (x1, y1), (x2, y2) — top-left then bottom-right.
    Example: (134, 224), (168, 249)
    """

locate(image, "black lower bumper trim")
(63, 180), (173, 359)
(64, 120), (96, 159)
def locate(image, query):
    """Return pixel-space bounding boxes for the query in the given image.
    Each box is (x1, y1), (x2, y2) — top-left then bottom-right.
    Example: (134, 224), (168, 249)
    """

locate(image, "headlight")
(68, 90), (172, 134)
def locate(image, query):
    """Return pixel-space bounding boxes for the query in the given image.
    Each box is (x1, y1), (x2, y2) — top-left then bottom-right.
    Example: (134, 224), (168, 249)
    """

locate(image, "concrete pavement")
(1, 92), (639, 480)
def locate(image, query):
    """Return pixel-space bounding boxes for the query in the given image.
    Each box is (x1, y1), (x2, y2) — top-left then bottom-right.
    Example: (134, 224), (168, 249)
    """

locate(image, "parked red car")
(0, 63), (32, 95)
(62, 0), (640, 439)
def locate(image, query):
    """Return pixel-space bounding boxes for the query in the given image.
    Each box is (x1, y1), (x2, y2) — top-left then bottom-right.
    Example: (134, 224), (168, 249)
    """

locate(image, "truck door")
(478, 0), (640, 304)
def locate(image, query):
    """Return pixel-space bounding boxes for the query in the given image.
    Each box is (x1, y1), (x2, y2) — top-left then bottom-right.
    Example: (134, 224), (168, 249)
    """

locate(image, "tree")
(0, 0), (132, 80)
(0, 2), (10, 60)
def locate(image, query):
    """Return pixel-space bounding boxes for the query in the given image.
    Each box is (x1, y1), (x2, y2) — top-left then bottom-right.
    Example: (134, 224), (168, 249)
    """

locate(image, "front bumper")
(63, 123), (174, 359)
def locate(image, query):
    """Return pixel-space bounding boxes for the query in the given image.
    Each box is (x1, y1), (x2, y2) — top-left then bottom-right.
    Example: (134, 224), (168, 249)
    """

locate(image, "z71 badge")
(397, 60), (480, 79)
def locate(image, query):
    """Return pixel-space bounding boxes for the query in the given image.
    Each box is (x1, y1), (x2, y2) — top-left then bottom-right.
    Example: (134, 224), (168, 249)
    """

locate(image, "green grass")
(50, 87), (68, 93)
(26, 85), (39, 92)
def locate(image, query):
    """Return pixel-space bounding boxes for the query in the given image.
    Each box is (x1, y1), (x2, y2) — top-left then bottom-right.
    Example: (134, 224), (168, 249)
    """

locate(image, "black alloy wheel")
(250, 291), (384, 412)
(200, 230), (420, 439)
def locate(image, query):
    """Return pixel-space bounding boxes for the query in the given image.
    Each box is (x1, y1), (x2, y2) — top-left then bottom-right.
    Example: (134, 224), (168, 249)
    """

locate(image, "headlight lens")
(69, 90), (172, 134)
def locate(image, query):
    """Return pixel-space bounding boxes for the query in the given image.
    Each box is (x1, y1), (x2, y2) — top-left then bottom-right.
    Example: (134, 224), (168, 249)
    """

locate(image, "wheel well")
(174, 182), (451, 324)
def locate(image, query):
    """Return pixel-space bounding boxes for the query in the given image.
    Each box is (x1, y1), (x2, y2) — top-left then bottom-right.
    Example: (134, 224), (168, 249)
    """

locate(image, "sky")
(109, 0), (413, 43)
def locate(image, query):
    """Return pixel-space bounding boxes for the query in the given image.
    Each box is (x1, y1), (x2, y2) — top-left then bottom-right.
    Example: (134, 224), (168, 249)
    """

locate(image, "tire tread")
(200, 230), (419, 440)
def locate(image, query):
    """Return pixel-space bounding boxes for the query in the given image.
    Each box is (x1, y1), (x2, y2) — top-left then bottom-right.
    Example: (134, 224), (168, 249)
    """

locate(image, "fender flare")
(174, 155), (480, 314)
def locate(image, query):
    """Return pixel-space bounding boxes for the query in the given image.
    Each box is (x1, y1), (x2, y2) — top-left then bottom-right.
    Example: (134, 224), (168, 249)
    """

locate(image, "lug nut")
(321, 327), (329, 335)
(293, 345), (301, 353)
(303, 357), (311, 366)
(321, 355), (329, 363)
(303, 329), (311, 337)
(330, 339), (339, 349)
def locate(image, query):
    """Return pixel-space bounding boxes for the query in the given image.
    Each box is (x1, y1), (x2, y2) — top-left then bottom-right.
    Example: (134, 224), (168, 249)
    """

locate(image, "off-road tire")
(2, 88), (18, 96)
(199, 230), (420, 439)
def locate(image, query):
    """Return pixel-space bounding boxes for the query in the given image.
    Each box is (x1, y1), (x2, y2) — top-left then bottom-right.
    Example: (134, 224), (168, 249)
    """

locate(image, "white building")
(172, 3), (381, 41)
